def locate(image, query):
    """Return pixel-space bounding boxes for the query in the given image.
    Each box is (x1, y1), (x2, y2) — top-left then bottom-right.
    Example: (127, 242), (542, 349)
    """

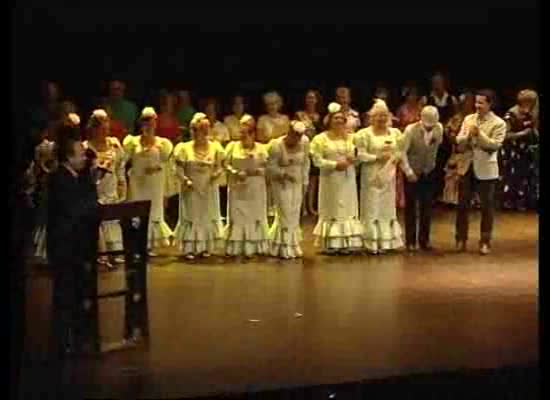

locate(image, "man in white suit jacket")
(455, 89), (506, 255)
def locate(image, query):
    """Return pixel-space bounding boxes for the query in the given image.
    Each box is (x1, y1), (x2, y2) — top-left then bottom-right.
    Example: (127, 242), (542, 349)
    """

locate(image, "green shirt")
(175, 105), (196, 142)
(107, 98), (139, 133)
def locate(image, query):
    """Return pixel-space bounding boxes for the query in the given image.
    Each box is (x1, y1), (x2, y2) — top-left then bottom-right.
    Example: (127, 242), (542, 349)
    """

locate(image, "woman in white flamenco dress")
(83, 109), (128, 268)
(310, 103), (364, 254)
(355, 100), (404, 254)
(224, 115), (270, 257)
(173, 113), (226, 259)
(123, 107), (173, 256)
(267, 121), (310, 259)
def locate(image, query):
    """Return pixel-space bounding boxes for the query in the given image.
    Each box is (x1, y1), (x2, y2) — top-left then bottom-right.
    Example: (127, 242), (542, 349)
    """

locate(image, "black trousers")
(51, 266), (85, 359)
(456, 168), (497, 245)
(404, 171), (436, 247)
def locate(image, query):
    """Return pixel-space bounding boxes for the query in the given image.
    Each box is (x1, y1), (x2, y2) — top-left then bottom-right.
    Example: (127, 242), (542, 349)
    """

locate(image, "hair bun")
(141, 107), (157, 119)
(92, 109), (108, 119)
(68, 113), (80, 126)
(291, 121), (307, 134)
(190, 112), (208, 128)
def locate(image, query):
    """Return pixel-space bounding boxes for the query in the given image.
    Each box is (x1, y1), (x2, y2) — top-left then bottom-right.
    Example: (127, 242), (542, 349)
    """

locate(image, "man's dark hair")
(56, 126), (81, 163)
(476, 89), (496, 105)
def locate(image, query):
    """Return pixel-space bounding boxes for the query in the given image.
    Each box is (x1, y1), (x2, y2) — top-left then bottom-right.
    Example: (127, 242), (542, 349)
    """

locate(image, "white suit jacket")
(455, 112), (506, 180)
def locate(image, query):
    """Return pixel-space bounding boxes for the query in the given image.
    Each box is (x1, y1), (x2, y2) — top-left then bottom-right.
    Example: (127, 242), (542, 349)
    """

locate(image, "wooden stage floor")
(20, 208), (539, 398)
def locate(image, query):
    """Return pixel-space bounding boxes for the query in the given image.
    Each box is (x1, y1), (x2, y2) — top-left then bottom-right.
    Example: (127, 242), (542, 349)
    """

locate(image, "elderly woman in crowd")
(123, 107), (174, 257)
(224, 115), (270, 258)
(257, 91), (290, 144)
(224, 95), (253, 142)
(500, 89), (540, 210)
(173, 113), (226, 259)
(355, 100), (404, 254)
(310, 102), (363, 255)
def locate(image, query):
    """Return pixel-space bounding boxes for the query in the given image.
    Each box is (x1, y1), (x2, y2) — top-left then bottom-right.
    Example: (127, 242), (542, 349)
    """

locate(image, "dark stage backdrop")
(12, 6), (539, 120)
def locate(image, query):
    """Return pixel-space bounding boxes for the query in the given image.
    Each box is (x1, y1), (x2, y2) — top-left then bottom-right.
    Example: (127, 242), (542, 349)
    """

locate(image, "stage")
(20, 208), (538, 398)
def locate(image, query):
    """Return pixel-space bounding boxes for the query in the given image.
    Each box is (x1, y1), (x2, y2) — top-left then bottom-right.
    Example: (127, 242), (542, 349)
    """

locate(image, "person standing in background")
(28, 81), (61, 148)
(98, 98), (127, 142)
(397, 86), (422, 131)
(363, 85), (398, 128)
(203, 97), (230, 220)
(157, 91), (181, 144)
(224, 95), (252, 142)
(454, 89), (506, 255)
(400, 106), (444, 252)
(105, 80), (139, 138)
(296, 89), (324, 216)
(426, 73), (458, 125)
(333, 86), (361, 134)
(157, 91), (182, 229)
(257, 91), (290, 144)
(175, 90), (197, 143)
(500, 89), (539, 210)
(426, 73), (459, 201)
(203, 97), (230, 145)
(441, 91), (476, 206)
(257, 91), (290, 219)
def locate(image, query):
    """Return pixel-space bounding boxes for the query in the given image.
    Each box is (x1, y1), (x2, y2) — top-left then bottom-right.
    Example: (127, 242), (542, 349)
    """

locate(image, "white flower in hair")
(292, 121), (307, 134)
(92, 109), (108, 119)
(327, 102), (342, 114)
(141, 107), (157, 119)
(190, 112), (207, 127)
(68, 113), (80, 125)
(240, 114), (254, 124)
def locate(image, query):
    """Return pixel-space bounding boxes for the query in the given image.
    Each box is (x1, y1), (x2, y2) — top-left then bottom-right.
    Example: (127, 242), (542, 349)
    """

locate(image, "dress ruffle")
(99, 220), (124, 252)
(224, 221), (270, 256)
(148, 220), (173, 249)
(363, 219), (404, 252)
(269, 221), (304, 259)
(312, 218), (364, 251)
(173, 219), (225, 255)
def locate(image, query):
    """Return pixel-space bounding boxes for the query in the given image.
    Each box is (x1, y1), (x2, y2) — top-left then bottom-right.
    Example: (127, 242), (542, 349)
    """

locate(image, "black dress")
(499, 108), (539, 210)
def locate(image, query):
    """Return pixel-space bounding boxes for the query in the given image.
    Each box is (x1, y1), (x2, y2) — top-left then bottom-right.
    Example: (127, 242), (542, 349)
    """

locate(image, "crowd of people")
(22, 74), (539, 266)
